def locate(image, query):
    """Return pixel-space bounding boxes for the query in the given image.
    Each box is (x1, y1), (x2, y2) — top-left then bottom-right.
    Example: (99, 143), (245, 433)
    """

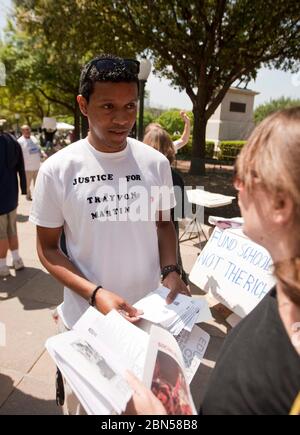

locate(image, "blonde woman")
(127, 107), (300, 415)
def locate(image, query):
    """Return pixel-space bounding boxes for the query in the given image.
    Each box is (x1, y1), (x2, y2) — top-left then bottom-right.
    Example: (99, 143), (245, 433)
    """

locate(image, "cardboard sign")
(42, 117), (56, 130)
(189, 227), (276, 317)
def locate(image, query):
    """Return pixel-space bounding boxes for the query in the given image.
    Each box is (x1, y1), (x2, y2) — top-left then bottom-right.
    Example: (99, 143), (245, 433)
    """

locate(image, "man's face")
(78, 81), (138, 152)
(22, 127), (31, 138)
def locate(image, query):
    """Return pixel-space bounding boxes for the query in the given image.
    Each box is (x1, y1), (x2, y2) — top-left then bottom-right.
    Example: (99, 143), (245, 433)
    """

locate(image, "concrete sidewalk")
(0, 194), (230, 415)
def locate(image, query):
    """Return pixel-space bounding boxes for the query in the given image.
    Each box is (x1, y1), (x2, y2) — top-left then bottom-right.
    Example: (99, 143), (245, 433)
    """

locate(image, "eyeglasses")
(85, 58), (140, 78)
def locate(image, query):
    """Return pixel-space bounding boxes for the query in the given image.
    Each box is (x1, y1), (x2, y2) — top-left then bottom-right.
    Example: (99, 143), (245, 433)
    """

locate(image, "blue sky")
(1, 0), (299, 110)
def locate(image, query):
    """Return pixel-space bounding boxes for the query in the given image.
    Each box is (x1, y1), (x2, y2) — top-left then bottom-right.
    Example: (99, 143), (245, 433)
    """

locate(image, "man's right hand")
(94, 288), (143, 323)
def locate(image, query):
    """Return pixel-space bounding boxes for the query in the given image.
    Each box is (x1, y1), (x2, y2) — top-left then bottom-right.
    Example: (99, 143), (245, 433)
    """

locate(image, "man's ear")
(272, 192), (294, 226)
(77, 95), (88, 117)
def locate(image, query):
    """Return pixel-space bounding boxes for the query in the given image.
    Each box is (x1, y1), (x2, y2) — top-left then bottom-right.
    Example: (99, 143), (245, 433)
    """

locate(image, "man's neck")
(87, 132), (127, 153)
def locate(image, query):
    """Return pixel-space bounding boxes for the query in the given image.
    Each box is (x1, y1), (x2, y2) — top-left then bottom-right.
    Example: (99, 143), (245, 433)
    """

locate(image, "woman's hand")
(124, 371), (167, 415)
(180, 111), (190, 125)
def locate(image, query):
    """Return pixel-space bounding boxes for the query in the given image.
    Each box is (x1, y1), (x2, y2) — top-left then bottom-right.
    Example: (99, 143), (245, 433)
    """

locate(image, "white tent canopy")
(56, 122), (74, 130)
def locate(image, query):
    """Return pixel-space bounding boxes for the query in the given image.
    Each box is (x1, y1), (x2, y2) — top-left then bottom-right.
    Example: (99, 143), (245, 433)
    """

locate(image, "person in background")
(126, 107), (300, 415)
(0, 132), (27, 277)
(143, 127), (188, 284)
(145, 111), (191, 154)
(42, 127), (57, 152)
(173, 111), (191, 153)
(18, 125), (46, 201)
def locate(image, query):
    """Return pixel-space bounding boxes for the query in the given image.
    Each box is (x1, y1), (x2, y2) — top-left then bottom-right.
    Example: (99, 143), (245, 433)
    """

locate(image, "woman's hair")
(144, 123), (163, 134)
(235, 107), (300, 304)
(143, 127), (175, 164)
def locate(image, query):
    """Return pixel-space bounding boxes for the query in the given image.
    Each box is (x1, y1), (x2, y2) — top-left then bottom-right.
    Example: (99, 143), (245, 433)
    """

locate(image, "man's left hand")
(162, 271), (191, 304)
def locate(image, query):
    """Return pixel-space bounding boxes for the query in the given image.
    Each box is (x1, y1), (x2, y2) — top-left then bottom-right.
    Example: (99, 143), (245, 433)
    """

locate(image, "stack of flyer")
(46, 287), (211, 415)
(186, 189), (235, 208)
(134, 287), (212, 336)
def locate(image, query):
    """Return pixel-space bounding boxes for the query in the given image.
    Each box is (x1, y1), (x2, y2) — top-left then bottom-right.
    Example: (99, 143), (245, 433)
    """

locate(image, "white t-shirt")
(30, 138), (175, 328)
(18, 135), (41, 171)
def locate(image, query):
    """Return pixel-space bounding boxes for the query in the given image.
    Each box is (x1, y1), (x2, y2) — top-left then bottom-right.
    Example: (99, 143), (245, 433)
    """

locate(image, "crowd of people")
(1, 54), (299, 415)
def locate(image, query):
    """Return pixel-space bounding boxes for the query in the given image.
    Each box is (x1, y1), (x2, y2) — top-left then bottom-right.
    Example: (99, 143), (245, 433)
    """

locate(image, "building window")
(230, 102), (246, 113)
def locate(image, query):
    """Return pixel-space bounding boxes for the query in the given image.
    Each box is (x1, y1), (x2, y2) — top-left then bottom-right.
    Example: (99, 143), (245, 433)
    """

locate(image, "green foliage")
(0, 0), (142, 134)
(254, 97), (300, 124)
(174, 136), (215, 160)
(175, 140), (245, 162)
(143, 108), (164, 129)
(218, 141), (246, 162)
(156, 110), (193, 135)
(205, 141), (215, 159)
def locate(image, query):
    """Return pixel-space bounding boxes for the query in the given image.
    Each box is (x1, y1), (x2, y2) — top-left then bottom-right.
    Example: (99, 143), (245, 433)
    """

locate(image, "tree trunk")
(189, 105), (207, 175)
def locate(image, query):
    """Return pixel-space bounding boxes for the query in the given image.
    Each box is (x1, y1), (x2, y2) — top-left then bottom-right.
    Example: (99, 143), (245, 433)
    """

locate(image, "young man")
(18, 125), (45, 200)
(30, 54), (189, 328)
(0, 132), (26, 276)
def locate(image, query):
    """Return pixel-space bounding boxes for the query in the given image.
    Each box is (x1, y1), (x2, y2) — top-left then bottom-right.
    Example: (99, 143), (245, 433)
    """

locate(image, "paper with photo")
(47, 294), (212, 414)
(46, 330), (131, 414)
(74, 308), (149, 378)
(143, 325), (197, 415)
(50, 350), (115, 415)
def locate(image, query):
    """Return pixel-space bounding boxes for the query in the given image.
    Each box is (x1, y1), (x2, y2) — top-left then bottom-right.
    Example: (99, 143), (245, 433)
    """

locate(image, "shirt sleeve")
(29, 166), (64, 228)
(173, 139), (181, 152)
(157, 158), (176, 211)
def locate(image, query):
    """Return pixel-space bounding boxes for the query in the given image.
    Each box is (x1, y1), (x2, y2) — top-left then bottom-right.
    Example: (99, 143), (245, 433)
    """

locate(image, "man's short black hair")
(79, 54), (139, 102)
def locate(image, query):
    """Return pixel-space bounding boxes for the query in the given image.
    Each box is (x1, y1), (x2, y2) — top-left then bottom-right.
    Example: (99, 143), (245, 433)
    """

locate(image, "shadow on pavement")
(0, 267), (63, 310)
(0, 373), (62, 415)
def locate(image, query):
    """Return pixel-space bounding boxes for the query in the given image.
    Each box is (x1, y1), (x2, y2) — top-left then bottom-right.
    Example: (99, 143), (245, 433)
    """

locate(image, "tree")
(0, 85), (56, 129)
(0, 20), (79, 135)
(97, 0), (300, 174)
(1, 0), (142, 139)
(254, 97), (300, 124)
(3, 1), (300, 173)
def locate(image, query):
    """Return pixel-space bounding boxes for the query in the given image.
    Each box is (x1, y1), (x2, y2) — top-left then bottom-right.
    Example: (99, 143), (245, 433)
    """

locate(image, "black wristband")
(161, 264), (181, 281)
(89, 285), (103, 307)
